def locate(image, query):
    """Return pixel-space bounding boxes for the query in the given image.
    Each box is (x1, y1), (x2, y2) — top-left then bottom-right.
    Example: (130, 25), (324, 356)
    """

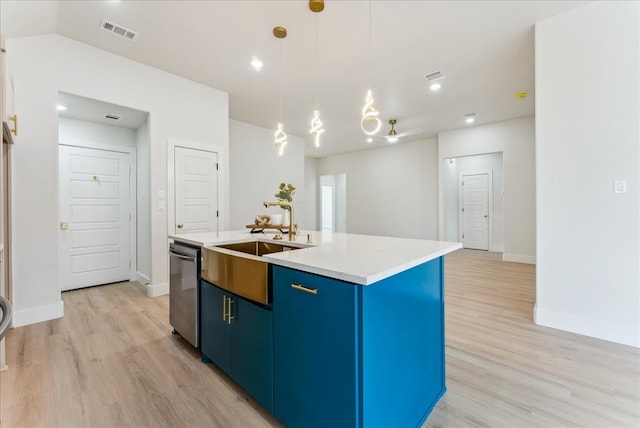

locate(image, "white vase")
(282, 209), (290, 227)
(270, 213), (282, 226)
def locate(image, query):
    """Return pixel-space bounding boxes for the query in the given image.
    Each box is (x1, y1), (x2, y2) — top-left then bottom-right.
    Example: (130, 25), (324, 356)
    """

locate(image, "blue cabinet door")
(231, 299), (274, 413)
(201, 280), (274, 413)
(273, 266), (359, 428)
(200, 280), (232, 374)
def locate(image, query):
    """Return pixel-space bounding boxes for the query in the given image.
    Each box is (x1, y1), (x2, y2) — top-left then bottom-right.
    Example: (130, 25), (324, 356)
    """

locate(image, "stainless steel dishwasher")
(169, 241), (201, 347)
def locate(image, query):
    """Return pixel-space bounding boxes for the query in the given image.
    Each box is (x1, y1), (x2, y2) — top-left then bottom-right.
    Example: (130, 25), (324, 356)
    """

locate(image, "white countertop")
(169, 230), (462, 285)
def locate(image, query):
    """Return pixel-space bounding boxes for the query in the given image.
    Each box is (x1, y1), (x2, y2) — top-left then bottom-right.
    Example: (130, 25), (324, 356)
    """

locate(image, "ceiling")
(1, 0), (588, 157)
(58, 92), (149, 130)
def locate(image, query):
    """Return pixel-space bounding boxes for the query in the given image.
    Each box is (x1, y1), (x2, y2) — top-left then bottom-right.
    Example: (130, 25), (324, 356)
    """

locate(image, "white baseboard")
(535, 307), (639, 348)
(502, 253), (536, 264)
(490, 244), (504, 253)
(145, 282), (169, 297)
(12, 300), (64, 327)
(136, 271), (151, 285)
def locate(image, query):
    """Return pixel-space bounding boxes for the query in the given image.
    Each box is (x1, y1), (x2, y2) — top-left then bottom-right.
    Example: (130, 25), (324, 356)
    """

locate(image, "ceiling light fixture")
(429, 83), (441, 91)
(309, 1), (325, 148)
(366, 137), (373, 143)
(361, 1), (382, 137)
(464, 112), (479, 123)
(251, 57), (263, 71)
(56, 104), (67, 111)
(273, 27), (288, 156)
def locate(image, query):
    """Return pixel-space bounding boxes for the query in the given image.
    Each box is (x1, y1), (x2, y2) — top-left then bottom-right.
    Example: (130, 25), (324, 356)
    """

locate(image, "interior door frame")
(458, 169), (493, 251)
(58, 139), (137, 283)
(167, 137), (224, 236)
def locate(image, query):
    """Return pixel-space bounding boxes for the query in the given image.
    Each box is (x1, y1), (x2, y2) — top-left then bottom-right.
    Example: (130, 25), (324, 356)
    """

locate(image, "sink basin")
(201, 241), (302, 304)
(215, 241), (299, 257)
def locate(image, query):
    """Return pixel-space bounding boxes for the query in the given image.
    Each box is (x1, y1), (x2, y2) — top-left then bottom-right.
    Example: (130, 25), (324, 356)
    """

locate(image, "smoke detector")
(101, 19), (138, 41)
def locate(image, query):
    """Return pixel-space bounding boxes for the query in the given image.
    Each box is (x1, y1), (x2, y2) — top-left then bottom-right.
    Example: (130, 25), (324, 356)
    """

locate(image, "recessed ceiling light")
(251, 57), (263, 71)
(366, 137), (373, 143)
(425, 70), (446, 92)
(56, 104), (67, 111)
(464, 112), (479, 123)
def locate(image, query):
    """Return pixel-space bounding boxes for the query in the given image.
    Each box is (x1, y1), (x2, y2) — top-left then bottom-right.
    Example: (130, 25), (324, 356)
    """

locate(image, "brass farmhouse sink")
(201, 241), (302, 304)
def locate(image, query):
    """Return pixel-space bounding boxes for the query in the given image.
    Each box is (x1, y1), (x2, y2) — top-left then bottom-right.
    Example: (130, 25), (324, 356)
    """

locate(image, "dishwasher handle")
(169, 250), (197, 262)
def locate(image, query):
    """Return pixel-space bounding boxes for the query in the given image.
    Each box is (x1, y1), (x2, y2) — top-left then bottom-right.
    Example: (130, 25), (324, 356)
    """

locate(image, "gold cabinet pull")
(177, 224), (184, 229)
(291, 283), (318, 295)
(227, 297), (234, 324)
(222, 295), (234, 324)
(222, 294), (227, 322)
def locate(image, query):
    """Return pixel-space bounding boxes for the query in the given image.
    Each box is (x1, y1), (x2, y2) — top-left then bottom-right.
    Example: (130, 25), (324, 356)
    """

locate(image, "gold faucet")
(263, 200), (296, 241)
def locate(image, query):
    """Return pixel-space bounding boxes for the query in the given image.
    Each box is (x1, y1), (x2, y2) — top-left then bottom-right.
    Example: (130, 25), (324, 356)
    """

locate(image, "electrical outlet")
(614, 180), (627, 194)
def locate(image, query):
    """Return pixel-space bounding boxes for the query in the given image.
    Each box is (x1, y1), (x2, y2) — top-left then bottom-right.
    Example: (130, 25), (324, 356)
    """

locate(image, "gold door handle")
(483, 214), (488, 218)
(291, 283), (318, 295)
(177, 224), (184, 229)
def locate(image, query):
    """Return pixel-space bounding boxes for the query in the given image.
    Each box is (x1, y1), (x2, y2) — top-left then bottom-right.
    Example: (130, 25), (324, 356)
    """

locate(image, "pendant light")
(274, 26), (288, 156)
(360, 0), (382, 136)
(309, 1), (325, 148)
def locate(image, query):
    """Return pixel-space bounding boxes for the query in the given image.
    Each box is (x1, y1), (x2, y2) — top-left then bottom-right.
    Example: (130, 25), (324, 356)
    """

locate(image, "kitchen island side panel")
(360, 257), (445, 427)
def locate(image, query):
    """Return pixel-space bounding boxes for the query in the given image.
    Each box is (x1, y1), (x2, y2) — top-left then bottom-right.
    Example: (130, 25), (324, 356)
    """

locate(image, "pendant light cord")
(279, 39), (283, 122)
(315, 13), (319, 109)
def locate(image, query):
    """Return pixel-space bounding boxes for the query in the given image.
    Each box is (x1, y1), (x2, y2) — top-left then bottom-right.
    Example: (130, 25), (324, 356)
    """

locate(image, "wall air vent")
(100, 19), (139, 41)
(105, 114), (121, 121)
(425, 70), (446, 81)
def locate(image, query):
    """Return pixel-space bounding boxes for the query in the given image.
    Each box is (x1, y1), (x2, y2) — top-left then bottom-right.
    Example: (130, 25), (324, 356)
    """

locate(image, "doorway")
(442, 153), (504, 252)
(57, 92), (150, 289)
(320, 173), (347, 233)
(321, 185), (333, 230)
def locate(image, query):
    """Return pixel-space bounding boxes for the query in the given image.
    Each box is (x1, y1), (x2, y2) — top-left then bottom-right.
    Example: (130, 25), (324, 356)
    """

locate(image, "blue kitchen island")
(170, 230), (461, 428)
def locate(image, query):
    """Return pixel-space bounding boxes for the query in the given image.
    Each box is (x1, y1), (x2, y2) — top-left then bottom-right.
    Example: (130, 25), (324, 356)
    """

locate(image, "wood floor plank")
(1, 249), (638, 427)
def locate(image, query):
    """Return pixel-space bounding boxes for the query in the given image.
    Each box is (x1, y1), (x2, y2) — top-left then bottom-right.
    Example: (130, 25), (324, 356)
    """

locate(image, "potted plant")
(275, 182), (296, 202)
(275, 182), (295, 226)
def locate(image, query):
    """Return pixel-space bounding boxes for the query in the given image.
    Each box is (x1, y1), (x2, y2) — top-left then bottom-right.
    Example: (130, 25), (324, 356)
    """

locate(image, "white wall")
(58, 116), (137, 148)
(442, 152), (504, 251)
(439, 116), (535, 263)
(535, 1), (639, 347)
(8, 34), (229, 326)
(318, 138), (439, 239)
(229, 119), (306, 230)
(304, 156), (318, 230)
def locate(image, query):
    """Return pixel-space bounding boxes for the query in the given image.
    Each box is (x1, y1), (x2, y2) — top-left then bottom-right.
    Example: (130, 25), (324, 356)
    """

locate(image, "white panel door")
(59, 145), (130, 291)
(175, 147), (218, 233)
(461, 173), (489, 250)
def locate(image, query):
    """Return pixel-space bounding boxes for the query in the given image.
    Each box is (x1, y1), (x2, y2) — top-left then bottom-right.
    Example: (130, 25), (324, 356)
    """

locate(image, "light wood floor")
(1, 250), (638, 427)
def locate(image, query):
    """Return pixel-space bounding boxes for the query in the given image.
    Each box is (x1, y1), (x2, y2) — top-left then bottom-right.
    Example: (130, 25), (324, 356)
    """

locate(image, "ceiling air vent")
(100, 19), (139, 41)
(105, 114), (121, 121)
(425, 70), (446, 82)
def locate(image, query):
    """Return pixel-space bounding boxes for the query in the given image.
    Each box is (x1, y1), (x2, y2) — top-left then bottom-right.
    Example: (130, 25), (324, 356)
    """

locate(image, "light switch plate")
(614, 180), (627, 194)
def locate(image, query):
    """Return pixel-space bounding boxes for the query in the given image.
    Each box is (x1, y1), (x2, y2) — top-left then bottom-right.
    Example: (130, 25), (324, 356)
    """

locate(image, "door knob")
(177, 224), (184, 228)
(483, 215), (488, 218)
